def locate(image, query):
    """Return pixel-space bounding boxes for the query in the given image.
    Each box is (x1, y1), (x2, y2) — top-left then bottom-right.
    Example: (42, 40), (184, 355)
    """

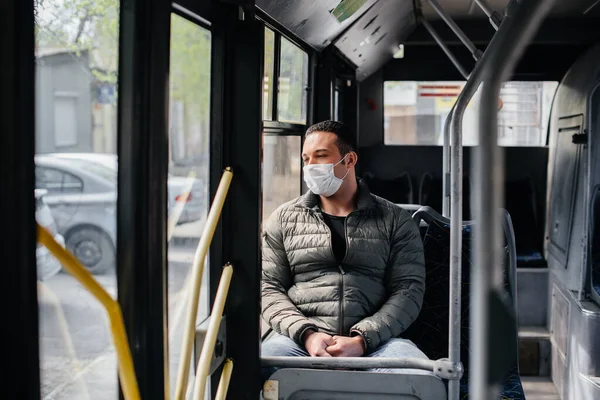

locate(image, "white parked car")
(34, 153), (206, 274)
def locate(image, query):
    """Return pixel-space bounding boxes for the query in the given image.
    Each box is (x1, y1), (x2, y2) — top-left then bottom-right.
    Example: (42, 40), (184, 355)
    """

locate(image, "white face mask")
(303, 154), (349, 197)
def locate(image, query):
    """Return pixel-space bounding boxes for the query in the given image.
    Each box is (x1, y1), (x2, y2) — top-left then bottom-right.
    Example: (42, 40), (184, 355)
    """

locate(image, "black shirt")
(322, 213), (347, 263)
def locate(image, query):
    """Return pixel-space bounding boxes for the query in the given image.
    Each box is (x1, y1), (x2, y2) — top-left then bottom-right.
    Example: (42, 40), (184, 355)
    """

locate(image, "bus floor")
(522, 377), (560, 400)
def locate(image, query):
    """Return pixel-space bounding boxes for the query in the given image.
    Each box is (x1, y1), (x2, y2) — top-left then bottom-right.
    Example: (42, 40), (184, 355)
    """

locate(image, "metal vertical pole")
(442, 1), (521, 398)
(448, 94), (463, 400)
(472, 0), (557, 399)
(443, 107), (454, 217)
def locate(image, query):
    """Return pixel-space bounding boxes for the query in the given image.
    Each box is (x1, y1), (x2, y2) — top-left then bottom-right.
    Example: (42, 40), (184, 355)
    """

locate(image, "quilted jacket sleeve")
(350, 208), (426, 351)
(261, 209), (318, 344)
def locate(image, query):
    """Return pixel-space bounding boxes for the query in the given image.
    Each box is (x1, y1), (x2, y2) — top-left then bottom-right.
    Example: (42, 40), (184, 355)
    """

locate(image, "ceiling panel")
(256, 0), (380, 50)
(334, 0), (416, 81)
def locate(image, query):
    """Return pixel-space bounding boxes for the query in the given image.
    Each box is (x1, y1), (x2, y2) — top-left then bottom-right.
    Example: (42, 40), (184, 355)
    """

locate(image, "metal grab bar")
(472, 0), (557, 399)
(37, 224), (141, 400)
(427, 0), (481, 60)
(175, 167), (233, 400)
(192, 264), (234, 400)
(442, 107), (453, 217)
(261, 356), (463, 380)
(440, 1), (523, 398)
(214, 358), (234, 400)
(475, 0), (503, 30)
(419, 16), (469, 79)
(261, 356), (434, 370)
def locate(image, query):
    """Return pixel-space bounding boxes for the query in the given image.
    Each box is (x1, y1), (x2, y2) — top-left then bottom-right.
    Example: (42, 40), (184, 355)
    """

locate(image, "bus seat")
(504, 176), (546, 268)
(264, 368), (447, 400)
(404, 206), (524, 400)
(363, 171), (414, 204)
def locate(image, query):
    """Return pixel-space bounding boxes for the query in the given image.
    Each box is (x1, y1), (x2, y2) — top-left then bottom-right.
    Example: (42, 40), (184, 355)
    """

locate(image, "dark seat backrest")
(418, 173), (472, 219)
(504, 176), (546, 267)
(402, 206), (522, 399)
(363, 171), (414, 204)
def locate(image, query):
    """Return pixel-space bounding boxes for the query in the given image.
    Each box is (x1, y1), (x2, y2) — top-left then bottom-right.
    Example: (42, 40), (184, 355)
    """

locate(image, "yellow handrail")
(175, 168), (233, 400)
(214, 359), (234, 400)
(37, 224), (141, 400)
(192, 264), (234, 400)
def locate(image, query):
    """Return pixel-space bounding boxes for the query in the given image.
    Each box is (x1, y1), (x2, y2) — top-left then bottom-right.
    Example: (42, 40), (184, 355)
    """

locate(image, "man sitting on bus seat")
(261, 120), (428, 379)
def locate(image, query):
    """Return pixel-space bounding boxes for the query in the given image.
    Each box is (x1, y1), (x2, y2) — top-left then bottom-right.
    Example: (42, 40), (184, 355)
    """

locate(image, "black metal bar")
(116, 0), (171, 398)
(263, 121), (306, 132)
(208, 5), (226, 397)
(307, 47), (317, 127)
(219, 5), (263, 399)
(172, 3), (212, 28)
(272, 30), (281, 122)
(1, 1), (40, 398)
(314, 48), (335, 121)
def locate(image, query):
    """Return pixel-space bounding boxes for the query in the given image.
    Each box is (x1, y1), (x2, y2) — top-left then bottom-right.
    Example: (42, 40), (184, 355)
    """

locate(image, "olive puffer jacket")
(261, 179), (425, 351)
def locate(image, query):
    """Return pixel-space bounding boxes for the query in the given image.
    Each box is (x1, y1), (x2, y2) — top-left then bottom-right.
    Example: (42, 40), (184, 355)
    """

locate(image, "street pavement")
(38, 220), (210, 399)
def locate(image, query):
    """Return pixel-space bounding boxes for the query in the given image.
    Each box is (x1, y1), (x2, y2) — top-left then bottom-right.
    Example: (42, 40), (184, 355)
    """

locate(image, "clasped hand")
(304, 331), (365, 357)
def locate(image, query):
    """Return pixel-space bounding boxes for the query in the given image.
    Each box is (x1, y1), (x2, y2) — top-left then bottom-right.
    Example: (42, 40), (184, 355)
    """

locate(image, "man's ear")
(347, 151), (358, 168)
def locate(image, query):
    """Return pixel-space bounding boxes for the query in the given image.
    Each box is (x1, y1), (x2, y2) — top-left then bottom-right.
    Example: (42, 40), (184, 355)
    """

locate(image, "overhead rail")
(419, 16), (470, 79)
(475, 0), (503, 30)
(472, 0), (557, 399)
(192, 263), (234, 400)
(37, 224), (141, 400)
(426, 0), (483, 60)
(175, 167), (233, 400)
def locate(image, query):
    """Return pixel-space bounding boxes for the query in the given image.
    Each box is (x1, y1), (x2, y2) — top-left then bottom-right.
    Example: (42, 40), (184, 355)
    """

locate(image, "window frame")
(258, 17), (315, 202)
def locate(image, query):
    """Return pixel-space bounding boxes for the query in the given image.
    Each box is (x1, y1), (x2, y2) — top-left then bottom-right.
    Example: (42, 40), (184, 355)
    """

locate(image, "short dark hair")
(305, 120), (356, 156)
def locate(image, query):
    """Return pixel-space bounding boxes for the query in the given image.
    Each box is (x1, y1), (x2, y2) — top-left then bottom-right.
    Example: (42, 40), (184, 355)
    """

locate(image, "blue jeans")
(261, 333), (431, 382)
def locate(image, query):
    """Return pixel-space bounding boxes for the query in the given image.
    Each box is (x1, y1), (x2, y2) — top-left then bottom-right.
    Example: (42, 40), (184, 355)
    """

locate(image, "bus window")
(167, 11), (211, 395)
(262, 135), (302, 222)
(383, 81), (558, 147)
(278, 37), (309, 124)
(34, 0), (120, 397)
